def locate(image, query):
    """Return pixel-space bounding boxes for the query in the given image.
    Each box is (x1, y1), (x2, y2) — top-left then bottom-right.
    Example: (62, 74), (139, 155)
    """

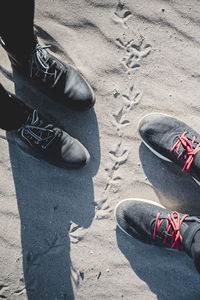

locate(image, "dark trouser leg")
(0, 0), (35, 54)
(0, 84), (26, 130)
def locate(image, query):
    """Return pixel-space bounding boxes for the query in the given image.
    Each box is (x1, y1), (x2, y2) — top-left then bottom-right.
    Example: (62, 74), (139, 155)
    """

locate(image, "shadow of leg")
(116, 227), (200, 300)
(8, 131), (97, 299)
(139, 143), (200, 215)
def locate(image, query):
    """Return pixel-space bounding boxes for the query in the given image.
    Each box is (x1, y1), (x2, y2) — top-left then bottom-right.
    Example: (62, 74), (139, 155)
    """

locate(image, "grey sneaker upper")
(138, 113), (200, 182)
(115, 199), (200, 272)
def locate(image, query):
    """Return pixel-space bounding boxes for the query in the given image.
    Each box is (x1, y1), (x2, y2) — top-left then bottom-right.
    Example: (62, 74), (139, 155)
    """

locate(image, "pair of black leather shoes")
(1, 36), (95, 169)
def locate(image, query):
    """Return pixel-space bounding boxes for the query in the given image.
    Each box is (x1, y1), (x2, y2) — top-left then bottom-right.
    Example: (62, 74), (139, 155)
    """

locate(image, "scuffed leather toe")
(61, 133), (90, 169)
(62, 65), (95, 110)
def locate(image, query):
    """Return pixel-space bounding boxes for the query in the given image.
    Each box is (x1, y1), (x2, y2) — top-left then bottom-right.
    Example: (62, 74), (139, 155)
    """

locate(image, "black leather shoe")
(1, 36), (95, 111)
(7, 93), (90, 169)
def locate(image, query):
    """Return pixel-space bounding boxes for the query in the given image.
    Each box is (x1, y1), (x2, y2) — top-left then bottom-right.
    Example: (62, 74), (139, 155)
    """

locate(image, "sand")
(1, 0), (200, 299)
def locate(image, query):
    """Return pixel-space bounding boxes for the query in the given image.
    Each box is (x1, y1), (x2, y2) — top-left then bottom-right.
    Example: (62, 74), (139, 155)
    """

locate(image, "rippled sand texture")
(1, 0), (200, 299)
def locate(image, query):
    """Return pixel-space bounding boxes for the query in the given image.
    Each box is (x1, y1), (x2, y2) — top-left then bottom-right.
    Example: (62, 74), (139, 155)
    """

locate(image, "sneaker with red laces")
(114, 198), (200, 273)
(138, 113), (200, 185)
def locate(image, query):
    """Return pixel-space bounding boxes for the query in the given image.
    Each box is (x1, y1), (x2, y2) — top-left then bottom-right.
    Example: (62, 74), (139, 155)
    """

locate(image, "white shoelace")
(30, 45), (63, 88)
(18, 110), (57, 149)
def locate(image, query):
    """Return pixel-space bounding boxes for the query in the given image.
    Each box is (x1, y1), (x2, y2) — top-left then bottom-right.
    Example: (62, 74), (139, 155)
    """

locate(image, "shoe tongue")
(41, 49), (54, 67)
(26, 110), (52, 131)
(191, 231), (200, 273)
(53, 127), (62, 137)
(193, 151), (200, 170)
(35, 47), (53, 70)
(151, 212), (189, 241)
(41, 48), (48, 59)
(182, 221), (200, 255)
(160, 213), (200, 256)
(174, 134), (200, 167)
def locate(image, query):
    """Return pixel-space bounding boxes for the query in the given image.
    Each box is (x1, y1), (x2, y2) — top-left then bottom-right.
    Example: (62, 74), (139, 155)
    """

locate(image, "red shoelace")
(170, 131), (200, 172)
(153, 211), (188, 250)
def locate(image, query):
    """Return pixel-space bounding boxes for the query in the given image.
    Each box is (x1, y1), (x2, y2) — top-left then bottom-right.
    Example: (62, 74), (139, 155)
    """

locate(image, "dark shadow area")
(7, 52), (100, 299)
(116, 227), (200, 300)
(139, 143), (200, 215)
(34, 25), (75, 66)
(35, 24), (66, 55)
(0, 65), (13, 81)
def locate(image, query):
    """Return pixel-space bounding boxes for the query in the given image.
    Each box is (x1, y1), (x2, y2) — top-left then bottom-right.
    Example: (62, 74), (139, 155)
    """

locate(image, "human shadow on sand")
(7, 63), (100, 300)
(116, 142), (200, 300)
(139, 142), (200, 215)
(116, 227), (200, 300)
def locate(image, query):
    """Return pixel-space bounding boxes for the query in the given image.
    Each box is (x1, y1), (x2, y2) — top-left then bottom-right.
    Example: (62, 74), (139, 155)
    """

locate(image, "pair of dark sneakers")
(0, 36), (95, 169)
(115, 113), (200, 273)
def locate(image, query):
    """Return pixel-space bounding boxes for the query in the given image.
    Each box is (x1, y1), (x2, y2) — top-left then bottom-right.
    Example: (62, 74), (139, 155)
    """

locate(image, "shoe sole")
(114, 198), (165, 238)
(138, 112), (200, 186)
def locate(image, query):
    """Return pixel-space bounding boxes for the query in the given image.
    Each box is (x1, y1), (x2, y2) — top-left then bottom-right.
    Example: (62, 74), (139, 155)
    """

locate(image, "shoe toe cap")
(62, 137), (90, 169)
(64, 66), (95, 110)
(138, 113), (176, 144)
(115, 199), (138, 237)
(138, 113), (163, 138)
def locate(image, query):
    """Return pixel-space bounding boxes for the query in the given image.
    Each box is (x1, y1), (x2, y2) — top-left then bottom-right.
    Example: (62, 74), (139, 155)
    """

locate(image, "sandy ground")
(1, 0), (200, 299)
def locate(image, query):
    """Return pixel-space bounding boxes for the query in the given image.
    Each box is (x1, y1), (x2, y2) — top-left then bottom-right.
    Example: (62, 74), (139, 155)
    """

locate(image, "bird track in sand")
(96, 4), (151, 219)
(116, 37), (152, 71)
(0, 283), (8, 299)
(96, 85), (142, 219)
(113, 2), (132, 28)
(113, 1), (152, 72)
